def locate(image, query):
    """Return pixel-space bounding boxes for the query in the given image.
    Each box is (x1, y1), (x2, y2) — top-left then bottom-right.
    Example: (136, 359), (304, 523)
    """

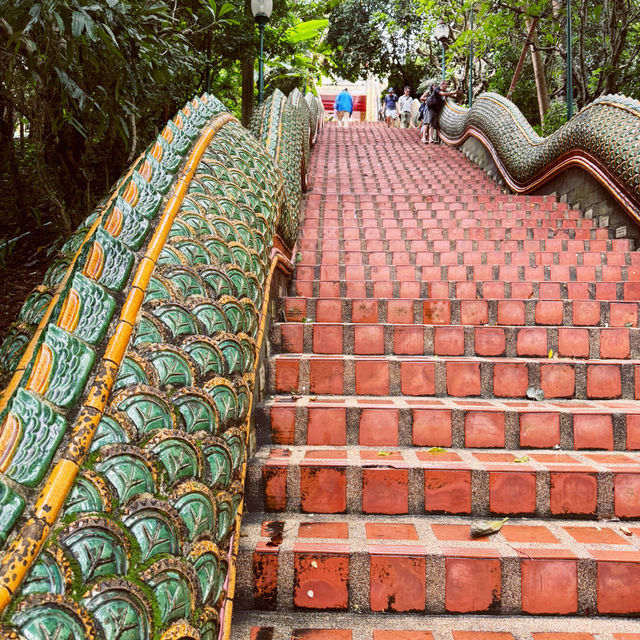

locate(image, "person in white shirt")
(398, 86), (413, 129)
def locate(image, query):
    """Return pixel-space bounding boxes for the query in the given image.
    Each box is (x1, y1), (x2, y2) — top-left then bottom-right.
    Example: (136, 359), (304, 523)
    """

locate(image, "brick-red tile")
(614, 474), (640, 518)
(519, 412), (560, 448)
(298, 522), (349, 539)
(445, 556), (501, 613)
(300, 466), (346, 513)
(270, 406), (296, 445)
(360, 408), (399, 446)
(600, 328), (630, 358)
(354, 325), (384, 355)
(474, 328), (506, 356)
(386, 299), (415, 324)
(362, 468), (409, 514)
(293, 547), (349, 609)
(610, 302), (637, 327)
(517, 328), (548, 357)
(573, 413), (613, 450)
(550, 472), (597, 515)
(315, 299), (342, 323)
(285, 298), (307, 321)
(366, 522), (419, 540)
(540, 364), (576, 398)
(370, 552), (426, 612)
(587, 364), (622, 398)
(461, 300), (489, 325)
(627, 414), (640, 449)
(497, 301), (525, 325)
(465, 411), (505, 447)
(309, 359), (344, 394)
(355, 360), (390, 395)
(453, 634), (513, 640)
(263, 464), (288, 511)
(253, 545), (278, 609)
(446, 361), (481, 397)
(276, 359), (300, 392)
(557, 328), (589, 358)
(434, 327), (465, 355)
(424, 469), (472, 514)
(597, 560), (640, 614)
(401, 361), (436, 396)
(351, 299), (379, 324)
(394, 326), (424, 355)
(292, 630), (352, 640)
(423, 300), (451, 325)
(307, 407), (347, 445)
(313, 325), (343, 354)
(493, 363), (528, 397)
(489, 471), (536, 514)
(521, 559), (578, 614)
(412, 409), (452, 447)
(572, 301), (600, 326)
(281, 324), (304, 353)
(535, 301), (564, 325)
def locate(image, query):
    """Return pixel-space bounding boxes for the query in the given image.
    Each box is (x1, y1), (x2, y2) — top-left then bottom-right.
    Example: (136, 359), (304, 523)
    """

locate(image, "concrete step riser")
(246, 451), (640, 519)
(233, 515), (640, 618)
(292, 279), (640, 301)
(271, 355), (638, 401)
(256, 402), (639, 451)
(273, 323), (640, 360)
(283, 297), (640, 327)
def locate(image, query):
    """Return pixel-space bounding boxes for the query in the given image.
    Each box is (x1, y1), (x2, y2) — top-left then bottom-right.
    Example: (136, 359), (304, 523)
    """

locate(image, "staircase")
(231, 124), (640, 639)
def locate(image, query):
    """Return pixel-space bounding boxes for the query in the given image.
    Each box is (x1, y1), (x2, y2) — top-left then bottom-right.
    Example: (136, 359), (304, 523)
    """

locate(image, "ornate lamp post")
(251, 0), (273, 104)
(434, 19), (451, 83)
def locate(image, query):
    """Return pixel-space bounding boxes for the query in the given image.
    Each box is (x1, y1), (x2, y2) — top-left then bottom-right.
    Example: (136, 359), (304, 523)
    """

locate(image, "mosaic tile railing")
(0, 88), (316, 640)
(439, 92), (640, 223)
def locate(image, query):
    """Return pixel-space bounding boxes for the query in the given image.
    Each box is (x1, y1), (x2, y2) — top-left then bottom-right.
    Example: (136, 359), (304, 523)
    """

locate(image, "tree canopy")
(0, 0), (639, 247)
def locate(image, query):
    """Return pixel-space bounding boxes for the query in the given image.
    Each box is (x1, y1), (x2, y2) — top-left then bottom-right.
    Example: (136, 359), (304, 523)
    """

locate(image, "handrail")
(440, 92), (640, 224)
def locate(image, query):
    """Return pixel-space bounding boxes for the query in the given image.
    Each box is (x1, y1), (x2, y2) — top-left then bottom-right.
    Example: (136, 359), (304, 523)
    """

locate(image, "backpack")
(426, 89), (439, 108)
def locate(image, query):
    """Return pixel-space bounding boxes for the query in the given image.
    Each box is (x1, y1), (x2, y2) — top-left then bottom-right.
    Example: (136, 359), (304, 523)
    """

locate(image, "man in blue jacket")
(333, 88), (354, 128)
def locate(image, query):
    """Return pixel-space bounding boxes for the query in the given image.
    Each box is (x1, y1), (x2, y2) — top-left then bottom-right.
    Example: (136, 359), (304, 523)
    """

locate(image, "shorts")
(385, 108), (398, 119)
(424, 108), (439, 127)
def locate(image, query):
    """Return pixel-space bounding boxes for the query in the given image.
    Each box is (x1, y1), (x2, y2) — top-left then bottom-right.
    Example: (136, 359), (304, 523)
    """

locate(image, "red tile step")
(271, 354), (639, 400)
(283, 297), (640, 327)
(274, 322), (640, 360)
(297, 238), (634, 253)
(292, 279), (640, 301)
(258, 396), (640, 451)
(234, 512), (640, 616)
(246, 445), (640, 518)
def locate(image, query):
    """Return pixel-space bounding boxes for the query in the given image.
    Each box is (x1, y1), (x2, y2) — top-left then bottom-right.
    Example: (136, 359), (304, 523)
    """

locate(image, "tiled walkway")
(232, 123), (640, 639)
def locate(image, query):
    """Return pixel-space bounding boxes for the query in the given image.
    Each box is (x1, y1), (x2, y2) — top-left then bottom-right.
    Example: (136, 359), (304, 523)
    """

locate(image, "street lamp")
(251, 0), (273, 104)
(434, 19), (451, 83)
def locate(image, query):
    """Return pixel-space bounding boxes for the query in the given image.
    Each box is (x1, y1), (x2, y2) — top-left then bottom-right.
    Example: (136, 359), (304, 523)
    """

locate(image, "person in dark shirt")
(421, 80), (458, 143)
(383, 88), (399, 128)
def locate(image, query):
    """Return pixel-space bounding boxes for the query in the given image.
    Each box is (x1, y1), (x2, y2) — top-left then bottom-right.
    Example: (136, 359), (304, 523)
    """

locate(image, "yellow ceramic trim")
(24, 344), (53, 396)
(57, 288), (81, 333)
(0, 414), (21, 473)
(0, 112), (236, 613)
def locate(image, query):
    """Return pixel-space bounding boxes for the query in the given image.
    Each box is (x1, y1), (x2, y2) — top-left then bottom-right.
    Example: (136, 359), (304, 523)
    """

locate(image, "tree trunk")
(526, 17), (551, 125)
(241, 0), (255, 127)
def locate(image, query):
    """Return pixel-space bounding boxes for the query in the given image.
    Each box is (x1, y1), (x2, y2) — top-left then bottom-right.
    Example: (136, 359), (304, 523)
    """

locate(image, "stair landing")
(232, 123), (640, 638)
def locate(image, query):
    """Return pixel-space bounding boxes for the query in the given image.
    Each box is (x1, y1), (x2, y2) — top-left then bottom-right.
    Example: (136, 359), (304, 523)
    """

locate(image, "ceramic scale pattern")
(0, 88), (318, 640)
(440, 93), (640, 221)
